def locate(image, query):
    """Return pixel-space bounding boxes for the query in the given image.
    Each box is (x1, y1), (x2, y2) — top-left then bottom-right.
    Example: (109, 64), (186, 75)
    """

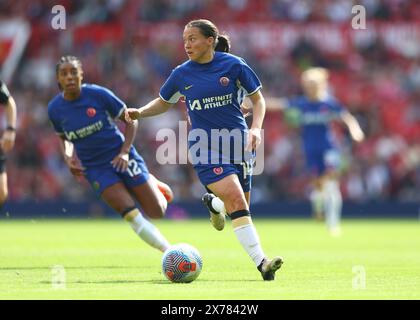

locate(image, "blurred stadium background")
(0, 0), (419, 218)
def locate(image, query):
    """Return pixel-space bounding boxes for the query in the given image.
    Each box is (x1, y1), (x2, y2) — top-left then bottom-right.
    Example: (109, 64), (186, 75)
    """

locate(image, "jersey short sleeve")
(237, 59), (262, 96)
(159, 68), (183, 104)
(0, 81), (11, 105)
(95, 86), (126, 119)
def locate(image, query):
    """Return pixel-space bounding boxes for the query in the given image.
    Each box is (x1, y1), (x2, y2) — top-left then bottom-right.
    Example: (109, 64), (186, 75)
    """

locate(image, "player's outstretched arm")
(264, 97), (288, 111)
(341, 111), (365, 142)
(126, 98), (173, 121)
(111, 114), (138, 172)
(118, 112), (138, 154)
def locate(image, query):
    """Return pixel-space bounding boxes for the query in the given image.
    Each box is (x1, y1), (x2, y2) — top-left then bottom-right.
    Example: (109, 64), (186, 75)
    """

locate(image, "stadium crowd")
(1, 0), (419, 203)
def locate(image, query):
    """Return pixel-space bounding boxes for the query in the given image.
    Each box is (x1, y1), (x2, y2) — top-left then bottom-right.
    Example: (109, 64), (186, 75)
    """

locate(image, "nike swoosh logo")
(185, 85), (193, 90)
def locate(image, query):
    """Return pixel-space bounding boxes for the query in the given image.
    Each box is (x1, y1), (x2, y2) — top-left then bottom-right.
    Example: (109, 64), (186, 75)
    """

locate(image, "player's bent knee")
(226, 194), (248, 213)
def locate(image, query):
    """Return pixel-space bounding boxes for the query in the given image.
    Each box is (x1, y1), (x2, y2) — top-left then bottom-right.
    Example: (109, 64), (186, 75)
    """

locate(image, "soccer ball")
(162, 243), (203, 283)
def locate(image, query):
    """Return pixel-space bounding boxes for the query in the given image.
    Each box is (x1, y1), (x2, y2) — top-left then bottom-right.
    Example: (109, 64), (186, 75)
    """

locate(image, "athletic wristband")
(6, 126), (16, 132)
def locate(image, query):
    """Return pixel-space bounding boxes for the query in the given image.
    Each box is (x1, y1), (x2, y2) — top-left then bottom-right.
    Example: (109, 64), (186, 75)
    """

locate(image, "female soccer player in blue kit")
(264, 67), (365, 236)
(48, 56), (173, 253)
(126, 20), (283, 281)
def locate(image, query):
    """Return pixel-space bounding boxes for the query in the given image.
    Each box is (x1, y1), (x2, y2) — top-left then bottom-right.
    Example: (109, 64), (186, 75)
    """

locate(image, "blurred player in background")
(0, 80), (17, 210)
(48, 56), (173, 253)
(126, 19), (283, 281)
(262, 67), (365, 236)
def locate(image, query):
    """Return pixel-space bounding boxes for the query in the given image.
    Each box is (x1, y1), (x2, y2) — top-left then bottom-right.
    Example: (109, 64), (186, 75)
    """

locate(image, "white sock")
(125, 209), (170, 252)
(324, 180), (342, 230)
(211, 196), (226, 213)
(233, 223), (265, 266)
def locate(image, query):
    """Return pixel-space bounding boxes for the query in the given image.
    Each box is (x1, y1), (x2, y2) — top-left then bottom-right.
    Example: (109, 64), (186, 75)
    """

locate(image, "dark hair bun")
(215, 35), (231, 53)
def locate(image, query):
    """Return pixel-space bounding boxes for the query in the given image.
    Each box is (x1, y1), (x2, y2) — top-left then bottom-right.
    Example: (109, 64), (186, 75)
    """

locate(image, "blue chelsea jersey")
(287, 95), (345, 152)
(48, 84), (127, 167)
(160, 51), (262, 133)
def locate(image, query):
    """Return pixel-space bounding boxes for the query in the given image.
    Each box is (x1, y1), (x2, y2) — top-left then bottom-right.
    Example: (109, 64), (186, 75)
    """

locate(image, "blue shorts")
(305, 149), (341, 176)
(195, 160), (253, 193)
(84, 148), (149, 195)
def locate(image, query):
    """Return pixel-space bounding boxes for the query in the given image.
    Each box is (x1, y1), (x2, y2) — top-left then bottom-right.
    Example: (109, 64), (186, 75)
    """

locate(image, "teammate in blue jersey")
(126, 20), (283, 281)
(263, 67), (365, 236)
(0, 80), (17, 210)
(48, 56), (174, 253)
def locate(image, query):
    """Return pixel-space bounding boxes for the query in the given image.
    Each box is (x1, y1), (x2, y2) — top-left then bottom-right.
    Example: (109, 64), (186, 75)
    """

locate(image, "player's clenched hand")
(352, 127), (365, 143)
(125, 108), (141, 121)
(111, 152), (129, 172)
(65, 157), (85, 177)
(246, 127), (262, 152)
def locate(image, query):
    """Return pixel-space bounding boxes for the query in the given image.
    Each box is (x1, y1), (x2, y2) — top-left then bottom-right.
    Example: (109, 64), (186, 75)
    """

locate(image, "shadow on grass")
(38, 279), (262, 284)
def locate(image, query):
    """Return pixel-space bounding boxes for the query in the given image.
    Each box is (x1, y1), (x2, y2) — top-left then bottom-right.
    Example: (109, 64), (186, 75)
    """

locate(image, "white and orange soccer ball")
(162, 243), (203, 283)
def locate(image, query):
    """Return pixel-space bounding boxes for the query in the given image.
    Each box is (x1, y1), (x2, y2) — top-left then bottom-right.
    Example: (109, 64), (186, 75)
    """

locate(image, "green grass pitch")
(0, 218), (419, 299)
